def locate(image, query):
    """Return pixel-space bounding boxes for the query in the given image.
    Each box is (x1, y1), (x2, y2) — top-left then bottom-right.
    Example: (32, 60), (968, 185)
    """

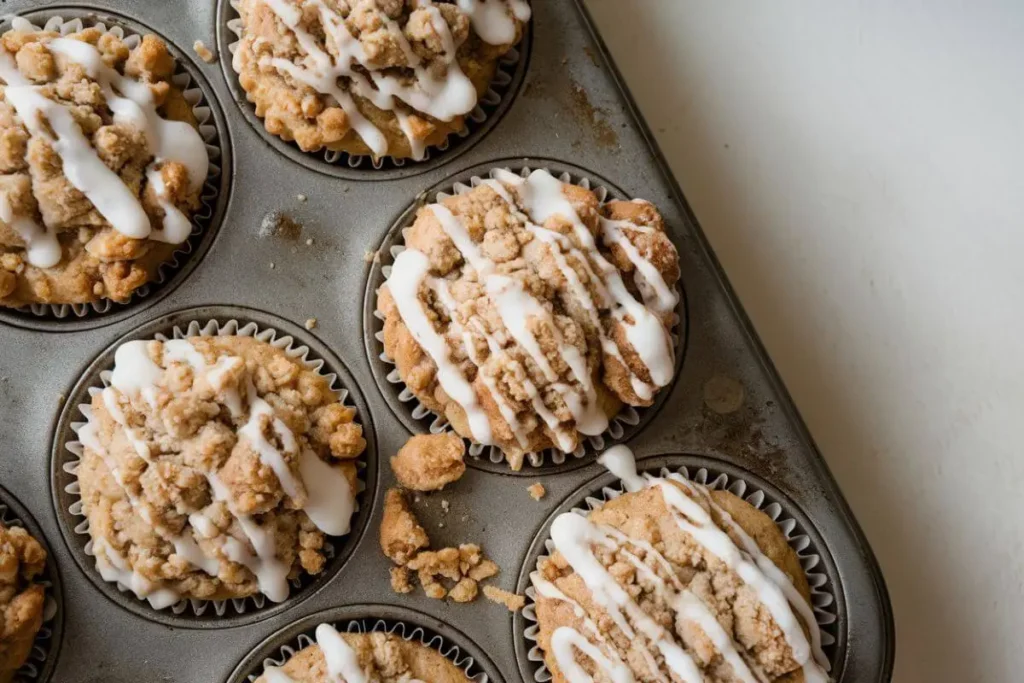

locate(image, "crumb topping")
(0, 24), (209, 307)
(77, 335), (365, 605)
(0, 523), (47, 680)
(231, 0), (529, 159)
(379, 169), (680, 465)
(390, 432), (466, 491)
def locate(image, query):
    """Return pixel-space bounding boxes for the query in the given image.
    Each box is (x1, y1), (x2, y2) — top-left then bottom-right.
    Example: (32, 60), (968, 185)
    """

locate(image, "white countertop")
(582, 1), (1024, 681)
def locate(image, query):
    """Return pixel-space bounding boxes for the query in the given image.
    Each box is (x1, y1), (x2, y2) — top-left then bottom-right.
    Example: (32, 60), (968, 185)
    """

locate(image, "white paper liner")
(1, 15), (224, 320)
(0, 498), (60, 683)
(224, 0), (524, 169)
(373, 167), (684, 469)
(520, 464), (839, 682)
(60, 318), (368, 618)
(241, 617), (489, 683)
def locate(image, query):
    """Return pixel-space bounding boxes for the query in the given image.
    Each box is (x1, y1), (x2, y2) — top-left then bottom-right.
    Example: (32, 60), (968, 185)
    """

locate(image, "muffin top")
(76, 335), (365, 607)
(377, 169), (680, 467)
(231, 0), (530, 160)
(255, 623), (472, 682)
(0, 522), (47, 683)
(0, 23), (210, 307)
(531, 448), (831, 683)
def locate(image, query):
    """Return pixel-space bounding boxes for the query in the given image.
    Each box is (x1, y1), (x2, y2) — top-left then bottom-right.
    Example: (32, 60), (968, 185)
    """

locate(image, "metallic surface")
(0, 1), (894, 681)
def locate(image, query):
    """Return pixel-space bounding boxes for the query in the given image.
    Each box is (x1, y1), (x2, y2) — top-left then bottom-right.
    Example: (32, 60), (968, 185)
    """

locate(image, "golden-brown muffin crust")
(0, 27), (209, 308)
(77, 335), (366, 603)
(0, 523), (46, 683)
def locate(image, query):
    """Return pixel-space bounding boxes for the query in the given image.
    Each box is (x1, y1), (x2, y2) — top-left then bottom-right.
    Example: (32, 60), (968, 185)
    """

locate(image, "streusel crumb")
(527, 482), (545, 500)
(390, 433), (466, 491)
(482, 585), (525, 612)
(380, 489), (429, 566)
(0, 523), (47, 682)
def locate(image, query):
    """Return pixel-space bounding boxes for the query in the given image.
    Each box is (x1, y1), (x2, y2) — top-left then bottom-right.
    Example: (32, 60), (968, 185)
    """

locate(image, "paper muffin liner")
(518, 461), (840, 683)
(224, 0), (528, 172)
(233, 614), (490, 683)
(370, 166), (685, 470)
(0, 488), (63, 683)
(58, 317), (370, 623)
(0, 14), (226, 322)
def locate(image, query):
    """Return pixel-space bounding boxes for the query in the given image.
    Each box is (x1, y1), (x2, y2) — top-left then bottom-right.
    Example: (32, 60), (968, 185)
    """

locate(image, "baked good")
(231, 0), (530, 160)
(76, 335), (365, 607)
(0, 522), (47, 683)
(0, 25), (210, 308)
(377, 169), (680, 466)
(531, 448), (831, 683)
(255, 623), (472, 682)
(390, 433), (465, 491)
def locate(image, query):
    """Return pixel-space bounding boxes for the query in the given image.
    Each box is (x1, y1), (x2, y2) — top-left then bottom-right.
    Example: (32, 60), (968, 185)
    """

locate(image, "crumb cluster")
(0, 523), (47, 682)
(390, 432), (466, 491)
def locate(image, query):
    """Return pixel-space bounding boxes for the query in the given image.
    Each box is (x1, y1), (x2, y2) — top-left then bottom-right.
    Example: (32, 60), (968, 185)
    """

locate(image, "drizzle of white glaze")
(0, 190), (60, 268)
(456, 0), (531, 45)
(315, 623), (368, 683)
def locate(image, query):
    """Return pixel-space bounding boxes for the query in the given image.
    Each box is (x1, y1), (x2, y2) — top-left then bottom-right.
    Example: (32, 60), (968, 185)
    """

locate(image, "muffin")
(377, 169), (680, 465)
(0, 25), (210, 308)
(0, 523), (47, 683)
(254, 623), (472, 682)
(76, 335), (366, 607)
(231, 0), (530, 160)
(531, 453), (831, 682)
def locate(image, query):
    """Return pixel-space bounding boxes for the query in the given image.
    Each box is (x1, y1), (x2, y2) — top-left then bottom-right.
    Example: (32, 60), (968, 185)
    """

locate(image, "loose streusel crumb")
(304, 318), (317, 330)
(482, 585), (525, 613)
(0, 523), (47, 681)
(440, 499), (450, 513)
(389, 566), (413, 594)
(380, 489), (429, 566)
(363, 250), (378, 263)
(78, 336), (366, 602)
(390, 433), (466, 491)
(0, 28), (208, 308)
(192, 40), (215, 63)
(296, 194), (307, 202)
(527, 483), (546, 501)
(253, 628), (472, 683)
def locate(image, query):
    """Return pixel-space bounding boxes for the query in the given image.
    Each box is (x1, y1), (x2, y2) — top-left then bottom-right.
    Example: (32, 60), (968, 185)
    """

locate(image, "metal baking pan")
(0, 0), (894, 681)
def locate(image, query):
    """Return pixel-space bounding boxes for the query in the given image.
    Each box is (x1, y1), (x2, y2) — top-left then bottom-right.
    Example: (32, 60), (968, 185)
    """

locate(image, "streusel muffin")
(0, 523), (46, 683)
(255, 623), (472, 682)
(531, 448), (831, 683)
(231, 0), (530, 160)
(76, 335), (365, 607)
(0, 25), (210, 308)
(377, 169), (680, 465)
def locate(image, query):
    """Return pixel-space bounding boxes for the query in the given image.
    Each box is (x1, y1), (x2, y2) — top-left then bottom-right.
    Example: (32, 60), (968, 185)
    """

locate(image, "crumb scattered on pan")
(483, 585), (526, 612)
(305, 238), (314, 246)
(269, 262), (275, 269)
(57, 393), (65, 404)
(259, 211), (303, 240)
(304, 318), (317, 331)
(391, 433), (466, 491)
(380, 488), (499, 603)
(363, 249), (379, 263)
(528, 483), (546, 501)
(192, 40), (215, 63)
(441, 499), (450, 513)
(297, 193), (307, 202)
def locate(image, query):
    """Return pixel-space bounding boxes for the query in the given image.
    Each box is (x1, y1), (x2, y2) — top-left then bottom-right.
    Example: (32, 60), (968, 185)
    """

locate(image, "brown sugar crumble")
(527, 483), (546, 501)
(391, 433), (466, 491)
(304, 318), (318, 331)
(192, 40), (215, 63)
(483, 585), (526, 612)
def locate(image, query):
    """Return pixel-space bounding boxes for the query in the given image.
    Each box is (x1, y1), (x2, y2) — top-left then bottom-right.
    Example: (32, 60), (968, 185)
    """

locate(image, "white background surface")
(581, 1), (1024, 681)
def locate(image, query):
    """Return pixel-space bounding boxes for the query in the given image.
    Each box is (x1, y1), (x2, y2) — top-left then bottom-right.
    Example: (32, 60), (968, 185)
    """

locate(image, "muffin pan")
(0, 1), (893, 681)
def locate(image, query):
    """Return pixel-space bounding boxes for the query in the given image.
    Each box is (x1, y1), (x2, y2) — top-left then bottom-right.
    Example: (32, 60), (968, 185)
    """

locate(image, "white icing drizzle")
(456, 0), (531, 45)
(259, 0), (488, 160)
(315, 623), (368, 683)
(0, 189), (60, 268)
(0, 37), (207, 249)
(82, 338), (357, 605)
(535, 446), (831, 682)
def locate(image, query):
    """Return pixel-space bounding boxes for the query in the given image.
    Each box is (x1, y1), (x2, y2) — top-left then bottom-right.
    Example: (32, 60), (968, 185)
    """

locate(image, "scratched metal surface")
(0, 1), (894, 682)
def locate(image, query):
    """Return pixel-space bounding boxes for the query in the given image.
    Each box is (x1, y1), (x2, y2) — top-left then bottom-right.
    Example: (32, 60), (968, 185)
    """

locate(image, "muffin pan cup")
(364, 163), (687, 473)
(513, 453), (844, 683)
(0, 486), (63, 683)
(0, 10), (232, 331)
(0, 0), (892, 681)
(226, 604), (503, 683)
(50, 306), (379, 628)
